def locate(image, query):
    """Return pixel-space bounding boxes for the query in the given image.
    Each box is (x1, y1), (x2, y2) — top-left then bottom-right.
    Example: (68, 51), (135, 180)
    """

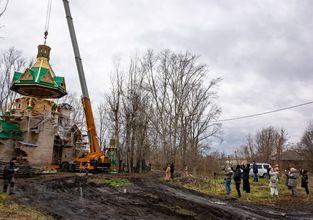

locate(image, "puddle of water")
(79, 186), (83, 198)
(213, 201), (226, 205)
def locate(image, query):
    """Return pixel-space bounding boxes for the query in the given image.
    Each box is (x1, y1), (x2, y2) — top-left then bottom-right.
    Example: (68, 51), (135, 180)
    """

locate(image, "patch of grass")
(0, 192), (8, 203)
(0, 192), (53, 220)
(173, 175), (313, 207)
(95, 178), (132, 187)
(175, 206), (197, 217)
(158, 203), (198, 218)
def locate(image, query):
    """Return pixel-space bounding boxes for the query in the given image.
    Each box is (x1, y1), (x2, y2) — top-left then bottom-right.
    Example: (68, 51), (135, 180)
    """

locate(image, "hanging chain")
(44, 0), (52, 45)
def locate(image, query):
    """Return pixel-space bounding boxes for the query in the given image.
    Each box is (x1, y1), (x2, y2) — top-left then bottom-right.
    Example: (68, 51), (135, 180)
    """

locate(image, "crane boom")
(62, 0), (101, 154)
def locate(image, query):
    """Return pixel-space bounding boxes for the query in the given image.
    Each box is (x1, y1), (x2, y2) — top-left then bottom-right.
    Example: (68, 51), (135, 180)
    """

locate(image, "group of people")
(226, 164), (250, 197)
(165, 161), (175, 181)
(224, 161), (310, 198)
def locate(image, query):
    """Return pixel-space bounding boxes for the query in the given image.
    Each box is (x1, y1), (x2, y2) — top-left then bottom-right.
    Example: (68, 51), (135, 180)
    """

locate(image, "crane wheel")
(61, 162), (70, 171)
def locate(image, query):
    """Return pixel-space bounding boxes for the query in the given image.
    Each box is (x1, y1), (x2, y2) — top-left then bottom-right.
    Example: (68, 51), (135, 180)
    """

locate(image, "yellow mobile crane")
(62, 0), (111, 171)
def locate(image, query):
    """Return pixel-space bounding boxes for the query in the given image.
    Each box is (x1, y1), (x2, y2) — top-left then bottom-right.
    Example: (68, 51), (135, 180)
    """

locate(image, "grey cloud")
(1, 0), (313, 154)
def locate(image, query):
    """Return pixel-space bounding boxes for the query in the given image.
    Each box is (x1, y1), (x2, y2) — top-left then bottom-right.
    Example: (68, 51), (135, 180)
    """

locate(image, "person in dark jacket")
(300, 169), (309, 195)
(2, 158), (18, 194)
(170, 161), (175, 179)
(231, 165), (242, 197)
(266, 166), (271, 179)
(252, 161), (258, 182)
(241, 164), (251, 193)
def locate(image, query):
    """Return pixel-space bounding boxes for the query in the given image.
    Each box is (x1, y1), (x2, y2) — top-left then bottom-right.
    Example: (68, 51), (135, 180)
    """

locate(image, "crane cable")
(44, 0), (52, 45)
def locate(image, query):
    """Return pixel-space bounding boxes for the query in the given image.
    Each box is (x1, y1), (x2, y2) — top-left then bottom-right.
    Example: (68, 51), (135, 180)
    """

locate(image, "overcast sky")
(1, 0), (312, 154)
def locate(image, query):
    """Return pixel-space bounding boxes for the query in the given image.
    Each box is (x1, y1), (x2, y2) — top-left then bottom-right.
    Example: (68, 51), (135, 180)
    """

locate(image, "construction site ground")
(2, 171), (313, 220)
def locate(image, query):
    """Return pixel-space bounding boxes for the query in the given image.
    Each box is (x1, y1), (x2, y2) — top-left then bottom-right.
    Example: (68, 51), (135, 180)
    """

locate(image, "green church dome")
(10, 44), (67, 98)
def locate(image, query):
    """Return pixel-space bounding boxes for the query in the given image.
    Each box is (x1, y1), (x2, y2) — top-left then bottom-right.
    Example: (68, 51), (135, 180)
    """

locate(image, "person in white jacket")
(269, 167), (279, 197)
(287, 168), (298, 196)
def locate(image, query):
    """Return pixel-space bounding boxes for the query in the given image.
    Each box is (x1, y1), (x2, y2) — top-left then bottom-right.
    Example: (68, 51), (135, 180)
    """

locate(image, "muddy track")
(13, 175), (313, 220)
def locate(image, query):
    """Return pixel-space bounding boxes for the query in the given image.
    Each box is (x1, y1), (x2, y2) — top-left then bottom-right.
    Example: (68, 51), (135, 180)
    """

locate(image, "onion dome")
(10, 45), (67, 98)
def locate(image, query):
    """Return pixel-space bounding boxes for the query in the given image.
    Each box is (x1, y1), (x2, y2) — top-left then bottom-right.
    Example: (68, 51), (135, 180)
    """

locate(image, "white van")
(249, 163), (272, 178)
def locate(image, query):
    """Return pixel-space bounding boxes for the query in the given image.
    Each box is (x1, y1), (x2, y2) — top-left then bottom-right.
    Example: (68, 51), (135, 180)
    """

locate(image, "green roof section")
(12, 67), (61, 87)
(0, 120), (23, 140)
(54, 76), (65, 87)
(12, 72), (22, 81)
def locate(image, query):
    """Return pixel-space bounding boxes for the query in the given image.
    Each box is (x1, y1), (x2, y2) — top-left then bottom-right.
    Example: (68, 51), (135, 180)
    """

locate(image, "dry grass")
(0, 193), (53, 220)
(171, 175), (313, 208)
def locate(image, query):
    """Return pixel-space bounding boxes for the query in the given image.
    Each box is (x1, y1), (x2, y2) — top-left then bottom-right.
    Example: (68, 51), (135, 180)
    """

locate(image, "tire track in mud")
(141, 178), (313, 220)
(13, 175), (313, 220)
(16, 176), (186, 220)
(130, 177), (286, 220)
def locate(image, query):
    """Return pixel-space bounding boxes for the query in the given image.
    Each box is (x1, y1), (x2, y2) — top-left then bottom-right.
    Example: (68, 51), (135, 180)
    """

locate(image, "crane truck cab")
(76, 152), (111, 172)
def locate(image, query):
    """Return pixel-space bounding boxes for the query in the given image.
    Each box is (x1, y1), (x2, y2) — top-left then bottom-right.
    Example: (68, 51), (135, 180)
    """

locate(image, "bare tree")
(276, 129), (287, 169)
(143, 50), (221, 170)
(238, 134), (255, 161)
(101, 49), (221, 173)
(0, 0), (9, 35)
(121, 58), (150, 173)
(255, 126), (287, 163)
(103, 62), (124, 170)
(0, 47), (26, 115)
(0, 0), (9, 18)
(300, 122), (313, 168)
(97, 103), (107, 150)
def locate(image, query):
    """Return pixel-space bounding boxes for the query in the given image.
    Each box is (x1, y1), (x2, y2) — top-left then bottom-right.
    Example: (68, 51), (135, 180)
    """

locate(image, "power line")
(217, 100), (313, 122)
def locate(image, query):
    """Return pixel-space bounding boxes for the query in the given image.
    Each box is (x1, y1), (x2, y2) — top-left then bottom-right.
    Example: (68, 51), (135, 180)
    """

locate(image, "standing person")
(84, 161), (91, 177)
(224, 167), (233, 195)
(170, 161), (175, 179)
(231, 165), (242, 198)
(269, 167), (279, 197)
(184, 165), (189, 177)
(241, 164), (251, 193)
(287, 168), (298, 196)
(300, 169), (309, 195)
(164, 163), (171, 181)
(266, 166), (271, 179)
(284, 168), (290, 189)
(252, 161), (258, 182)
(2, 158), (19, 195)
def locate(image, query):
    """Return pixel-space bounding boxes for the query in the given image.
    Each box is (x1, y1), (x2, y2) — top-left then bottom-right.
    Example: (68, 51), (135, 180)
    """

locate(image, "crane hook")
(44, 31), (48, 45)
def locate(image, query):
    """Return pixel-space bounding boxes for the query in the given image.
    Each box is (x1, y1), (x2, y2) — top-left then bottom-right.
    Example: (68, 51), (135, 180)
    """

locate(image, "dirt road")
(12, 174), (313, 220)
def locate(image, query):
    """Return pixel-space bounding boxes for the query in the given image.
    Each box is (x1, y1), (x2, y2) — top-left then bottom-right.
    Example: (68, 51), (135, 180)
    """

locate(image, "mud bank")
(11, 174), (313, 220)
